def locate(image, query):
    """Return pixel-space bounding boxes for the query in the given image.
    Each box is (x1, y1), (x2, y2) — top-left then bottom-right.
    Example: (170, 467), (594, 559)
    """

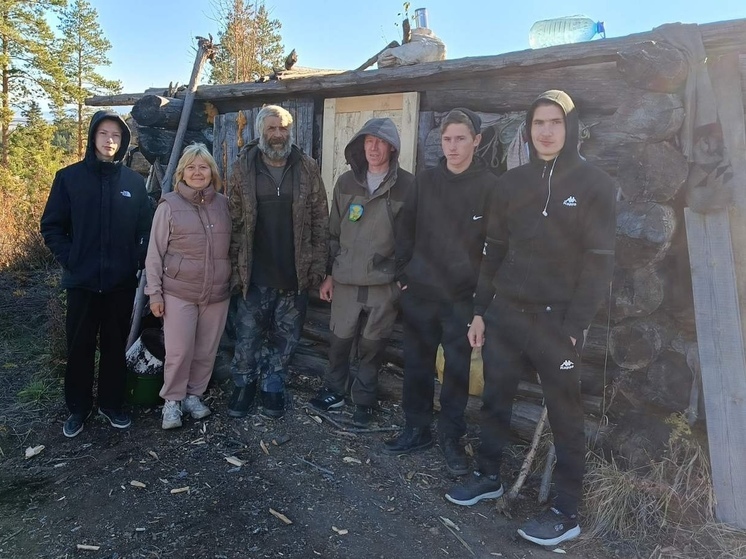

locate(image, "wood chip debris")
(260, 440), (270, 455)
(148, 450), (159, 460)
(24, 445), (45, 459)
(332, 526), (348, 535)
(272, 434), (291, 446)
(342, 456), (361, 465)
(76, 544), (100, 551)
(170, 486), (190, 494)
(130, 480), (146, 488)
(225, 456), (245, 467)
(269, 508), (292, 525)
(551, 549), (566, 554)
(439, 516), (460, 531)
(310, 414), (322, 424)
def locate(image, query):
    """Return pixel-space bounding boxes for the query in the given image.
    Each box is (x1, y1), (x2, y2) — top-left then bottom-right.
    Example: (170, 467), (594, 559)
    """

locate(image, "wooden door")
(321, 92), (419, 203)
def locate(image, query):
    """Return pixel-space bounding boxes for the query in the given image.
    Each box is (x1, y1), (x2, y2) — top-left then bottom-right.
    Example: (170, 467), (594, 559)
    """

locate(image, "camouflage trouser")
(231, 284), (308, 393)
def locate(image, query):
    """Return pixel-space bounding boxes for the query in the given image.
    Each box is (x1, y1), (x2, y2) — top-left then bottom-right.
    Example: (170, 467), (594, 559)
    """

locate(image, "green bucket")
(126, 371), (164, 406)
(125, 328), (165, 406)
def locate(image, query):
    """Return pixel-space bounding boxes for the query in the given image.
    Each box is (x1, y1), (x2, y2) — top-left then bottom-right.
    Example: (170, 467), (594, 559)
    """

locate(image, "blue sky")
(91, 0), (745, 94)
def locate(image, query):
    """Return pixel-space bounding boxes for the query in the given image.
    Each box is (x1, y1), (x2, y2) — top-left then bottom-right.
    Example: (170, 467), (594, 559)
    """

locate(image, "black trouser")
(479, 300), (585, 516)
(65, 288), (135, 414)
(400, 291), (473, 439)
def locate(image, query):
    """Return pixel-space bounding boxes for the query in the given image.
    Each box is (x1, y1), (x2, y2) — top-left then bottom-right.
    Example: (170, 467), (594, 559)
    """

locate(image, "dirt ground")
(0, 271), (635, 559)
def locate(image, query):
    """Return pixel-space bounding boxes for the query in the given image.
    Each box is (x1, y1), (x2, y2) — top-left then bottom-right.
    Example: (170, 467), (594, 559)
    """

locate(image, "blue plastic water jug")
(529, 16), (605, 49)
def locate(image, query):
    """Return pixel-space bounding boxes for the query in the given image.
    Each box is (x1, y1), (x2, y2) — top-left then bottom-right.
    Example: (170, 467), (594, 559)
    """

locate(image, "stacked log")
(130, 95), (216, 164)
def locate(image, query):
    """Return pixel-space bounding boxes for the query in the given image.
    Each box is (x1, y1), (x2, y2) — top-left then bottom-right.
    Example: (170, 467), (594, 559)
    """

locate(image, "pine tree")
(0, 0), (66, 167)
(58, 0), (121, 160)
(209, 0), (284, 84)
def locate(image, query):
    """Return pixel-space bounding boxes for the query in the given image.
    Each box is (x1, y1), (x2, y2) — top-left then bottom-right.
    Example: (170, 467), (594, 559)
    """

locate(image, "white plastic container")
(529, 16), (605, 49)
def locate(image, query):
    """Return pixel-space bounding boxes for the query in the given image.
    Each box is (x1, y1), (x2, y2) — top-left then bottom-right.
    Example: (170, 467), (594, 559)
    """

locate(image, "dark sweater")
(251, 155), (297, 290)
(473, 91), (616, 343)
(396, 156), (496, 302)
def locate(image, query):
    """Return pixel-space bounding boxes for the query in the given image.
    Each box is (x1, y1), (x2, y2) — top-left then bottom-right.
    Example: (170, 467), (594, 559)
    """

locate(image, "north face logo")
(560, 360), (575, 370)
(563, 196), (577, 206)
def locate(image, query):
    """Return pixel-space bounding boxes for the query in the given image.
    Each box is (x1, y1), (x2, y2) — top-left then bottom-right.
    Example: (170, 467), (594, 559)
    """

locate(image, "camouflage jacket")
(228, 141), (329, 297)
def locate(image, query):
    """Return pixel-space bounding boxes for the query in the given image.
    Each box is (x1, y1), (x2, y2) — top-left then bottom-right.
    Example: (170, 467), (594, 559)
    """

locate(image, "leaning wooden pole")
(126, 36), (217, 351)
(161, 36), (216, 194)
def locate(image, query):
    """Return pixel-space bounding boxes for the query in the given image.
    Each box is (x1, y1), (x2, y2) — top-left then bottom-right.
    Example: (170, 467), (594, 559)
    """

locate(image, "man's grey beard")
(259, 133), (293, 161)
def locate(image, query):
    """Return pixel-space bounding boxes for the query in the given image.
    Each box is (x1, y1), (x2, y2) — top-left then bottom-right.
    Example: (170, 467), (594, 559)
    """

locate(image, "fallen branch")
(303, 405), (398, 433)
(507, 406), (548, 500)
(295, 454), (334, 476)
(438, 516), (475, 556)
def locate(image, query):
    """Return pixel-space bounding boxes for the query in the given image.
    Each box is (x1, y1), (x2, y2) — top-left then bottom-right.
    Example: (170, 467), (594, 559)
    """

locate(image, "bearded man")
(226, 105), (328, 419)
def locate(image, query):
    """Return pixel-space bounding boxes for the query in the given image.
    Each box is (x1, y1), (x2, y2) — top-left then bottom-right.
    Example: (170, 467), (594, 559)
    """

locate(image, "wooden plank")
(321, 93), (420, 206)
(213, 114), (226, 189)
(336, 93), (404, 113)
(685, 208), (746, 528)
(320, 98), (337, 205)
(400, 92), (420, 175)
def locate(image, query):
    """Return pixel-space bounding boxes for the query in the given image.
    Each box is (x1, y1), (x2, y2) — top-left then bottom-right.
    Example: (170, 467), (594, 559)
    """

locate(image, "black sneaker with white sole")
(308, 389), (345, 412)
(63, 411), (91, 438)
(445, 471), (504, 506)
(517, 507), (581, 546)
(98, 408), (131, 429)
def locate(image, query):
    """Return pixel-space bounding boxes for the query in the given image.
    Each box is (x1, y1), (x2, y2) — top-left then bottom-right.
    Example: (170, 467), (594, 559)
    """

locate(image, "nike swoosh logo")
(472, 215), (483, 221)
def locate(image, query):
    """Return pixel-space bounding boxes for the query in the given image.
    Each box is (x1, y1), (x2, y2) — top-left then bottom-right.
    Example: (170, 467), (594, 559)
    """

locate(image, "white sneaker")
(182, 395), (211, 419)
(161, 400), (182, 430)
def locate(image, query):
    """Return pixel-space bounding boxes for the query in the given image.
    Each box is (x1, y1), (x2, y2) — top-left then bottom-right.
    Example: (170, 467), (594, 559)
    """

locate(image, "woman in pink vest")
(145, 144), (231, 429)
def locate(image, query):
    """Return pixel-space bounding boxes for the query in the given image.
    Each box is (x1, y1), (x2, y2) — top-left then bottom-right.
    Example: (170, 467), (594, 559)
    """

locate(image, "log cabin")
(88, 17), (746, 528)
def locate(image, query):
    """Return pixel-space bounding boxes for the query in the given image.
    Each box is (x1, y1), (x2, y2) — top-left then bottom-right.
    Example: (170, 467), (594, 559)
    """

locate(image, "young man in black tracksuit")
(445, 90), (616, 546)
(384, 109), (497, 476)
(41, 111), (152, 437)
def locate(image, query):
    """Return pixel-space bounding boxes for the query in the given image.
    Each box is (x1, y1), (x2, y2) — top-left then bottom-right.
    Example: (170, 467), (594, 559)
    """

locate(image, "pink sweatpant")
(160, 293), (230, 401)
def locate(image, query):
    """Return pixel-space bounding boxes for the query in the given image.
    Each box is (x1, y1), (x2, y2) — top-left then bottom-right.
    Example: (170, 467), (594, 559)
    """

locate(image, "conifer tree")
(58, 0), (121, 159)
(0, 0), (66, 167)
(210, 0), (284, 84)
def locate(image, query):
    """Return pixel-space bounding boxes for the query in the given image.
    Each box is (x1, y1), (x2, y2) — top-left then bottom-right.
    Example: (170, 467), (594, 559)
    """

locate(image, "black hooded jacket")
(396, 155), (496, 302)
(473, 90), (616, 343)
(40, 111), (152, 292)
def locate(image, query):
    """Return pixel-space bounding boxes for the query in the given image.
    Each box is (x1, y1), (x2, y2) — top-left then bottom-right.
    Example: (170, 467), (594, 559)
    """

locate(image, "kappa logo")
(120, 190), (132, 198)
(472, 215), (483, 221)
(559, 360), (575, 370)
(563, 196), (577, 207)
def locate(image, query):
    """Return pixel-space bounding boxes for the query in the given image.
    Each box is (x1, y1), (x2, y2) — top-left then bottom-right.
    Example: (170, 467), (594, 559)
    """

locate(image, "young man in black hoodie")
(384, 108), (496, 476)
(445, 91), (616, 546)
(41, 111), (152, 437)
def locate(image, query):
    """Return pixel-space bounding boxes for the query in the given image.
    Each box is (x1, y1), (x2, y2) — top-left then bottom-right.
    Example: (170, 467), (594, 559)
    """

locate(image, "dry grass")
(583, 414), (746, 558)
(0, 171), (55, 271)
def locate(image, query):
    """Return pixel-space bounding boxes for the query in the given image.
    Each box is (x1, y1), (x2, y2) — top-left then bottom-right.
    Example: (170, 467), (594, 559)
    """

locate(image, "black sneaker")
(227, 381), (257, 418)
(383, 425), (433, 455)
(445, 471), (504, 506)
(517, 507), (581, 546)
(62, 411), (91, 438)
(308, 388), (345, 412)
(98, 408), (131, 429)
(352, 405), (373, 427)
(260, 390), (285, 419)
(439, 436), (469, 476)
